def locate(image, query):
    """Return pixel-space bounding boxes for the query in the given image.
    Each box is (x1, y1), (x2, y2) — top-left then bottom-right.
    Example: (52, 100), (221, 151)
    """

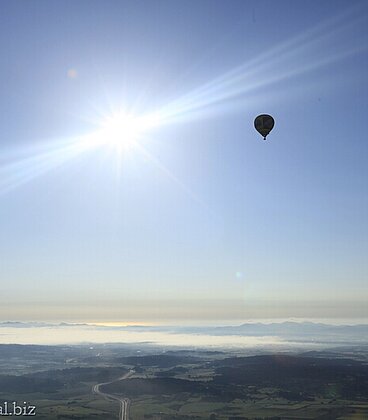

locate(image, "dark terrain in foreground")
(0, 343), (367, 419)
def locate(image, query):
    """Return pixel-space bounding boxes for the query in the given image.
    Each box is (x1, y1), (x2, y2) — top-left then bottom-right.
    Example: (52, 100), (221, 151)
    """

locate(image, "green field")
(1, 344), (368, 419)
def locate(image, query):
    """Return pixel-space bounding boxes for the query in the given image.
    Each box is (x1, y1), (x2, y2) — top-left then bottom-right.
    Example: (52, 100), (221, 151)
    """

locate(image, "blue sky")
(0, 0), (367, 323)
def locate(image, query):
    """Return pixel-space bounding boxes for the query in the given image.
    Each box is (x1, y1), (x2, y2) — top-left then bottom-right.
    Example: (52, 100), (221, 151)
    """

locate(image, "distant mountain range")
(181, 322), (368, 337)
(1, 320), (367, 338)
(0, 321), (88, 328)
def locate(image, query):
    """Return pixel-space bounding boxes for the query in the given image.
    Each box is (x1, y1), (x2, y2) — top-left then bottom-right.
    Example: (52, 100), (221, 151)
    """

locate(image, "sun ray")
(132, 137), (209, 209)
(0, 136), (97, 195)
(152, 5), (366, 126)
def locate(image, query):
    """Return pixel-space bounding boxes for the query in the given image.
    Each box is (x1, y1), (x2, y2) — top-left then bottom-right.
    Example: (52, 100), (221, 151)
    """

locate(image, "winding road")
(92, 370), (134, 420)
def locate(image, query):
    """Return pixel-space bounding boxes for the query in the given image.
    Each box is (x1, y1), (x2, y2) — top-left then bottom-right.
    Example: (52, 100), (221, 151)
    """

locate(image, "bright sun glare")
(88, 109), (163, 153)
(99, 111), (142, 151)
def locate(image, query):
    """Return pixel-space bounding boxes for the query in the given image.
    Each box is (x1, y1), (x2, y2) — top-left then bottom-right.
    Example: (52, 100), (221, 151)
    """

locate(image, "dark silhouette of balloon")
(254, 114), (275, 140)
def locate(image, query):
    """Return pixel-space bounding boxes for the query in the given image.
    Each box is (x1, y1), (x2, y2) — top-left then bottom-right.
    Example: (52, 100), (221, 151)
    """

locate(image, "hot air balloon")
(254, 114), (274, 140)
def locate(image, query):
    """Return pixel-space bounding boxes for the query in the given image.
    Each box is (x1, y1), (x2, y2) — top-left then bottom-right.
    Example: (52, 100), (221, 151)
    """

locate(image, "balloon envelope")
(254, 114), (274, 140)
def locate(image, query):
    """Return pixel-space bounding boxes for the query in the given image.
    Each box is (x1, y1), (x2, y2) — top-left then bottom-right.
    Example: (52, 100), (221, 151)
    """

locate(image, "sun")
(87, 109), (163, 154)
(98, 111), (143, 151)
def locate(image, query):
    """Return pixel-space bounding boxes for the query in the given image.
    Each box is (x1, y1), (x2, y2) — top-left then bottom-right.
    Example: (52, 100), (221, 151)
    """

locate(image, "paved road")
(92, 370), (133, 420)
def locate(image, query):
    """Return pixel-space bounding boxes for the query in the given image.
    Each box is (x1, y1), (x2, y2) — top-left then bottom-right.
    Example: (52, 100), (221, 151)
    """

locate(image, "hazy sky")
(0, 0), (367, 323)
